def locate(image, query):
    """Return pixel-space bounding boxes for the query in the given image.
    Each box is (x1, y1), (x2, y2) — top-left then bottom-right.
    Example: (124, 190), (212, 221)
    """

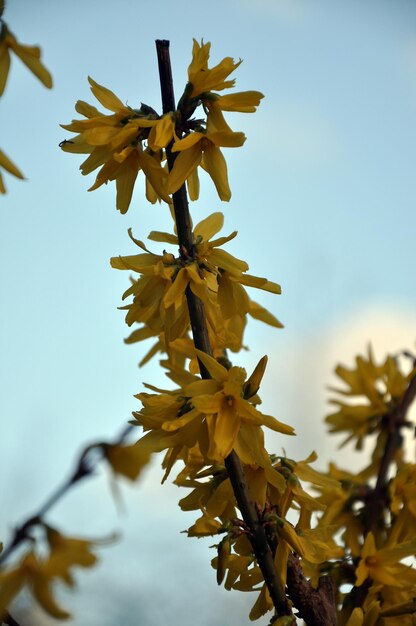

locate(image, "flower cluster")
(101, 42), (416, 624)
(309, 349), (416, 625)
(111, 211), (282, 367)
(153, 348), (416, 625)
(134, 350), (294, 468)
(61, 40), (263, 212)
(326, 346), (414, 449)
(175, 451), (343, 619)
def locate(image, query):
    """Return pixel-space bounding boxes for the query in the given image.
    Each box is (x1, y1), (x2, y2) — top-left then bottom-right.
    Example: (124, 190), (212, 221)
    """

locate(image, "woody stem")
(155, 39), (291, 617)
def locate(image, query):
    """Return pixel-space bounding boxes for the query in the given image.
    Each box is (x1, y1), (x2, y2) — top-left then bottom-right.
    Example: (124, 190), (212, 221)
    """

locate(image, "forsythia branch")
(155, 38), (291, 618)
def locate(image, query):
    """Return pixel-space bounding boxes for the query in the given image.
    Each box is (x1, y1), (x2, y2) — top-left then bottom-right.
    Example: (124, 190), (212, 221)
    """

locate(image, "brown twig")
(155, 39), (291, 617)
(363, 372), (416, 534)
(0, 424), (133, 566)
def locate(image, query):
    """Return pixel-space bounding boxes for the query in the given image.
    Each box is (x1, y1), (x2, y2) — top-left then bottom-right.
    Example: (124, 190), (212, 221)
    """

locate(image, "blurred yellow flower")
(326, 348), (415, 448)
(355, 531), (416, 588)
(0, 22), (52, 95)
(0, 528), (110, 620)
(0, 148), (24, 193)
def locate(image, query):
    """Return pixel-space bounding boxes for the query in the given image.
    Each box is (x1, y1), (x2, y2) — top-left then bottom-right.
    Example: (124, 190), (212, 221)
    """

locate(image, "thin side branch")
(0, 424), (133, 565)
(364, 371), (416, 534)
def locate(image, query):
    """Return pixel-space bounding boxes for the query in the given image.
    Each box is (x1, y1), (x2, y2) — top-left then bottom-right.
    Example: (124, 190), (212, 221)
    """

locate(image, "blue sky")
(1, 1), (415, 624)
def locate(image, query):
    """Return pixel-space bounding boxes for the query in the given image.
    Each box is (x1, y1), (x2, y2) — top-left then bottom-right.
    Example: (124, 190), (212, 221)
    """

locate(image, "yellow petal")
(249, 583), (272, 620)
(209, 249), (248, 273)
(148, 230), (178, 245)
(240, 274), (281, 294)
(83, 125), (121, 146)
(167, 143), (202, 195)
(0, 563), (27, 617)
(183, 378), (219, 397)
(148, 113), (175, 150)
(80, 147), (109, 174)
(191, 394), (222, 414)
(249, 301), (283, 328)
(31, 578), (71, 619)
(217, 91), (264, 113)
(202, 144), (231, 201)
(208, 130), (246, 148)
(214, 407), (240, 457)
(187, 512), (222, 537)
(194, 212), (224, 241)
(164, 268), (189, 309)
(9, 39), (52, 88)
(206, 101), (233, 132)
(105, 443), (151, 480)
(88, 76), (126, 112)
(60, 134), (92, 155)
(171, 132), (204, 152)
(186, 167), (200, 201)
(188, 39), (211, 81)
(244, 356), (268, 399)
(0, 149), (24, 179)
(162, 408), (200, 432)
(115, 152), (140, 213)
(0, 43), (11, 96)
(75, 99), (101, 118)
(138, 148), (171, 203)
(218, 277), (250, 318)
(195, 350), (228, 381)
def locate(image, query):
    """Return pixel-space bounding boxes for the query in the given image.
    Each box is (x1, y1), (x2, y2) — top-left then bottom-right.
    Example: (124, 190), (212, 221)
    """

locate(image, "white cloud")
(263, 303), (416, 469)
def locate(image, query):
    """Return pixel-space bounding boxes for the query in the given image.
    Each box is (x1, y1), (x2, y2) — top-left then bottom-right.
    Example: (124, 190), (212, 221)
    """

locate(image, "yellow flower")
(0, 148), (24, 193)
(132, 353), (293, 470)
(0, 529), (110, 620)
(326, 347), (416, 448)
(355, 532), (416, 588)
(176, 351), (294, 461)
(61, 78), (170, 212)
(104, 442), (152, 480)
(201, 91), (264, 134)
(186, 512), (224, 537)
(187, 39), (242, 98)
(167, 129), (245, 200)
(0, 22), (52, 96)
(88, 142), (170, 213)
(147, 112), (177, 151)
(110, 228), (193, 343)
(112, 214), (282, 360)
